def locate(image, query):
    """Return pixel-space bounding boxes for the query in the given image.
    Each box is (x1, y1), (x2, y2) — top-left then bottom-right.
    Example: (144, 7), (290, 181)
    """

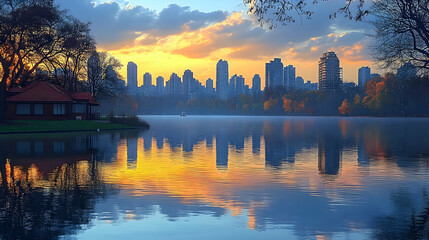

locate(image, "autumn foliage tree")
(338, 99), (352, 115)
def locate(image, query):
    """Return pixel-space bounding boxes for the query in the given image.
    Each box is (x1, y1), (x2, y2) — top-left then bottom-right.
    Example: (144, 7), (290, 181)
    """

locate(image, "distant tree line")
(99, 72), (429, 117)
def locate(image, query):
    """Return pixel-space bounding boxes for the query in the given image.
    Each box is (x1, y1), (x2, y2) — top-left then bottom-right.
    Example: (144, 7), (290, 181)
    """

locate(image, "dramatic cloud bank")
(55, 0), (376, 85)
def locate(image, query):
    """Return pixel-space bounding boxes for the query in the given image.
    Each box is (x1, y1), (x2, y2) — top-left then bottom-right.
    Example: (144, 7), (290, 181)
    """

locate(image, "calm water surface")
(1, 116), (429, 240)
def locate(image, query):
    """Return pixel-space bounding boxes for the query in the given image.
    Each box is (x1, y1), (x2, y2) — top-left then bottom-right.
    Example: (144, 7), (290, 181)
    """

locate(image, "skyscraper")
(397, 61), (417, 79)
(166, 73), (182, 95)
(205, 78), (215, 95)
(284, 65), (296, 90)
(143, 72), (152, 87)
(265, 58), (284, 89)
(358, 67), (371, 88)
(318, 52), (342, 92)
(183, 69), (194, 98)
(156, 76), (165, 95)
(229, 74), (237, 94)
(295, 76), (304, 89)
(127, 62), (138, 95)
(252, 74), (261, 94)
(216, 59), (229, 100)
(235, 75), (245, 94)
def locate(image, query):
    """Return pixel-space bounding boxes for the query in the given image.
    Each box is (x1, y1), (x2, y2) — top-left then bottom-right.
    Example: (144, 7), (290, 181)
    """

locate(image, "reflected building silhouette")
(127, 138), (138, 169)
(216, 130), (229, 170)
(143, 132), (152, 150)
(264, 122), (300, 168)
(357, 140), (370, 167)
(252, 133), (261, 154)
(318, 138), (342, 175)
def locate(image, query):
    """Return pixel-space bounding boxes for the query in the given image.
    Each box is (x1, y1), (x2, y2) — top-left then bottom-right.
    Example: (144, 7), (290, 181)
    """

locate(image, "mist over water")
(1, 116), (429, 239)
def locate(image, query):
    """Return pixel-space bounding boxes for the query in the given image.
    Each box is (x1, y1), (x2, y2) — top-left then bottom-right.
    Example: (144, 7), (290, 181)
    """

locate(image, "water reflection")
(0, 117), (429, 239)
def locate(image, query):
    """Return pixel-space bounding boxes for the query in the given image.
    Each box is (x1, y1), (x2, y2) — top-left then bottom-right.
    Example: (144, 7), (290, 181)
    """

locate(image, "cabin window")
(53, 141), (65, 154)
(16, 142), (31, 154)
(72, 104), (86, 114)
(34, 104), (44, 115)
(16, 104), (31, 115)
(34, 142), (44, 154)
(53, 104), (66, 115)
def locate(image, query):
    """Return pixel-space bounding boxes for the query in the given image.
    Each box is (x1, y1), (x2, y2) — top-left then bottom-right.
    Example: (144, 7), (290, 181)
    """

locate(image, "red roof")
(7, 82), (99, 105)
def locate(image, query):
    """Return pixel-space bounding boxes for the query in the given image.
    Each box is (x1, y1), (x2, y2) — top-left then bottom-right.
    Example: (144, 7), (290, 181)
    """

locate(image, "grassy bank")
(0, 120), (148, 134)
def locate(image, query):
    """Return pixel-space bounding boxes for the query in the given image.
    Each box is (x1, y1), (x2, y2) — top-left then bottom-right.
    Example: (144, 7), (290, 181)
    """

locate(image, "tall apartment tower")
(127, 62), (138, 95)
(167, 73), (182, 95)
(216, 59), (229, 100)
(284, 65), (296, 90)
(358, 67), (371, 88)
(206, 78), (215, 94)
(183, 69), (194, 99)
(252, 74), (261, 94)
(143, 72), (152, 87)
(235, 75), (245, 94)
(156, 76), (164, 95)
(265, 58), (284, 89)
(318, 52), (342, 92)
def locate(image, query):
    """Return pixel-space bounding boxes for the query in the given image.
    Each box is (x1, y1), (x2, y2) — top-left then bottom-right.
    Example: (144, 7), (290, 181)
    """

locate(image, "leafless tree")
(86, 51), (124, 97)
(243, 0), (368, 29)
(371, 0), (429, 70)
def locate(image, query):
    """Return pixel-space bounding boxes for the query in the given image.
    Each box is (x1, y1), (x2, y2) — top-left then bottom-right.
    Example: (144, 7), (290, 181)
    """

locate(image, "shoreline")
(0, 120), (149, 135)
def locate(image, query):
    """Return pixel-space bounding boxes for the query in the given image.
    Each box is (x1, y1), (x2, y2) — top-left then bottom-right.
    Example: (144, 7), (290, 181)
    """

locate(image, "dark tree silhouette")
(243, 0), (368, 28)
(0, 0), (95, 122)
(86, 51), (125, 97)
(372, 0), (429, 70)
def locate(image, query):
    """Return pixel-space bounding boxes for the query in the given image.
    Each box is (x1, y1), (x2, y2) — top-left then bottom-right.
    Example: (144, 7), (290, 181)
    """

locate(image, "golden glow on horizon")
(100, 12), (374, 88)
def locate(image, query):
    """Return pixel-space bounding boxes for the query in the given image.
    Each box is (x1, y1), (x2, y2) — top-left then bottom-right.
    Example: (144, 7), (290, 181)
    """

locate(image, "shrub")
(109, 115), (150, 129)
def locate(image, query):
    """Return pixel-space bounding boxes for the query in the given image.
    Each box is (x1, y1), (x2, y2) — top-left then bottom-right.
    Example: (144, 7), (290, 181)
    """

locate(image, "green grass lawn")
(0, 120), (137, 133)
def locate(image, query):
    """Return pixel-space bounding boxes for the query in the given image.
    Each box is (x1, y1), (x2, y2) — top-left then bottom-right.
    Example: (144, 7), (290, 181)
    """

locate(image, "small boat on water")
(180, 112), (187, 117)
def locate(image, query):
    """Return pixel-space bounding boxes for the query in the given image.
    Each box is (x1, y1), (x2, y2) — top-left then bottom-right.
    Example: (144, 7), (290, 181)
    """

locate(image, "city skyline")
(55, 0), (378, 88)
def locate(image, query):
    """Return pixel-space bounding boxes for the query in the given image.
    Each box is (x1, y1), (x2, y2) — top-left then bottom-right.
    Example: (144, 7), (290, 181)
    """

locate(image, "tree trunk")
(0, 81), (7, 123)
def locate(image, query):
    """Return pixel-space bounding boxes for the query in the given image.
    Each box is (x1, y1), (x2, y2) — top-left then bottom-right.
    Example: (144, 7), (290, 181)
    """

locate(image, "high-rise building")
(252, 74), (261, 94)
(127, 62), (138, 95)
(156, 76), (164, 88)
(206, 78), (214, 95)
(229, 74), (237, 94)
(295, 76), (304, 89)
(183, 69), (194, 98)
(284, 65), (296, 90)
(216, 59), (229, 100)
(358, 67), (371, 88)
(318, 52), (342, 92)
(265, 58), (284, 89)
(397, 61), (417, 79)
(166, 73), (182, 95)
(236, 75), (245, 94)
(143, 72), (152, 87)
(156, 76), (165, 95)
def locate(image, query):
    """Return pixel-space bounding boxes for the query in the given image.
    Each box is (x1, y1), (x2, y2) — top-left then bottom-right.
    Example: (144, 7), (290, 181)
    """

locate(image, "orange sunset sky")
(56, 0), (378, 88)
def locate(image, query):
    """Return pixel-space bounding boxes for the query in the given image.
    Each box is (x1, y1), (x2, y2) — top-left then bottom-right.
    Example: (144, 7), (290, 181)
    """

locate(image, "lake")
(1, 116), (429, 240)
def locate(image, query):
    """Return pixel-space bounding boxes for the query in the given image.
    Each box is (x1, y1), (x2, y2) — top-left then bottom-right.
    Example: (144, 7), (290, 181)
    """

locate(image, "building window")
(34, 142), (44, 154)
(16, 142), (31, 154)
(53, 104), (66, 115)
(34, 104), (44, 115)
(53, 141), (65, 154)
(72, 104), (86, 114)
(16, 104), (31, 115)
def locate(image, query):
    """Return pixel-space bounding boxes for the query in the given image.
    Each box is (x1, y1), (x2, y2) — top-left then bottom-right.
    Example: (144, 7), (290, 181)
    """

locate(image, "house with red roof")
(6, 82), (99, 120)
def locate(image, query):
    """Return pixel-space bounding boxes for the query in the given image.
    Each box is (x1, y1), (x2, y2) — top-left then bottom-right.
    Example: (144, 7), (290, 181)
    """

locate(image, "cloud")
(55, 0), (228, 50)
